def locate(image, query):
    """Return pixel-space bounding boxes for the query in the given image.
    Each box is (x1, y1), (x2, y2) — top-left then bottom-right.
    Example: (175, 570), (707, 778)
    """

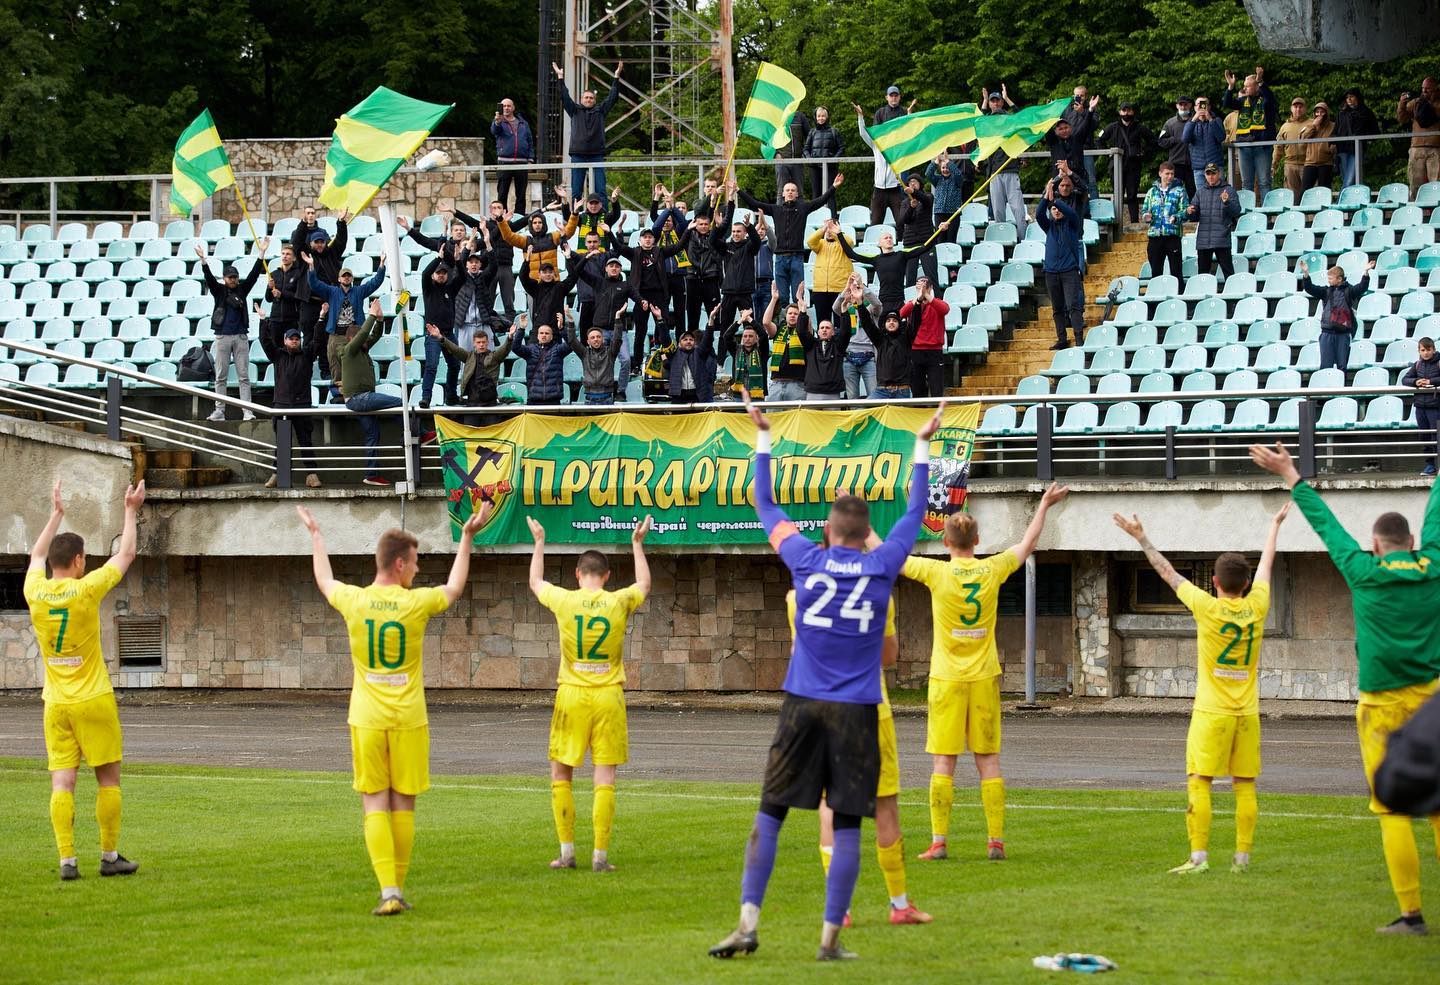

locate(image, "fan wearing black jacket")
(265, 243), (310, 352)
(857, 303), (920, 398)
(796, 311), (851, 400)
(519, 244), (586, 340)
(735, 171), (843, 304)
(258, 319), (324, 488)
(838, 230), (939, 312)
(896, 175), (948, 286)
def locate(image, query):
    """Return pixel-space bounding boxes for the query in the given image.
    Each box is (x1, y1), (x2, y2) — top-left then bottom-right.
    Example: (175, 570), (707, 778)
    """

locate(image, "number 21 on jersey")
(800, 574), (874, 633)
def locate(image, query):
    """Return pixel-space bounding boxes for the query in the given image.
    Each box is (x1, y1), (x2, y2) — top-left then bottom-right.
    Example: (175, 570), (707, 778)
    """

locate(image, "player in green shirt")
(1250, 441), (1440, 935)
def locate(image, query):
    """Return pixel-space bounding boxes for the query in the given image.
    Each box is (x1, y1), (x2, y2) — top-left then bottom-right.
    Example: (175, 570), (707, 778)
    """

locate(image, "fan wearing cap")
(1157, 96), (1197, 198)
(574, 189), (621, 255)
(294, 209), (350, 287)
(305, 254), (388, 403)
(519, 242), (587, 343)
(1098, 102), (1156, 224)
(195, 237), (270, 423)
(258, 322), (324, 488)
(1334, 88), (1379, 190)
(573, 251), (635, 384)
(666, 314), (719, 404)
(1300, 101), (1337, 191)
(1274, 97), (1310, 197)
(426, 318), (519, 423)
(608, 214), (688, 355)
(1184, 164), (1242, 279)
(1181, 95), (1227, 192)
(982, 84), (1027, 232)
(856, 85), (912, 226)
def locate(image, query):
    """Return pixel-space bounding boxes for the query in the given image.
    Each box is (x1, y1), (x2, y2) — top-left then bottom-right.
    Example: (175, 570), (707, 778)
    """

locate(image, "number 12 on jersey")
(800, 574), (875, 634)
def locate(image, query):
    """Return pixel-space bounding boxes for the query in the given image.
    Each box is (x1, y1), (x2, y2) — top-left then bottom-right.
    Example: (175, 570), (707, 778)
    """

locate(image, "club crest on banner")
(439, 434), (516, 534)
(924, 425), (973, 533)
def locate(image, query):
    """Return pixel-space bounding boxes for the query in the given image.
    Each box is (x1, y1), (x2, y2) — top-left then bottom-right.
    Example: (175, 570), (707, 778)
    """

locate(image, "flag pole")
(919, 153), (1015, 249)
(232, 184), (272, 278)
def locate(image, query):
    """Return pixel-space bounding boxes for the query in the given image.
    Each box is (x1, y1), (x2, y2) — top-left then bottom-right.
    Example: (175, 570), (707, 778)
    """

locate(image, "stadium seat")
(1084, 347), (1126, 376)
(1265, 368), (1302, 391)
(1352, 366), (1391, 390)
(90, 338), (125, 362)
(1382, 338), (1419, 368)
(1242, 232), (1276, 259)
(1319, 228), (1355, 256)
(1377, 182), (1410, 206)
(1222, 369), (1259, 392)
(1286, 316), (1321, 345)
(1181, 399), (1226, 431)
(1151, 298), (1188, 327)
(1347, 340), (1377, 370)
(948, 325), (987, 353)
(1235, 213), (1267, 237)
(1280, 231), (1315, 258)
(1273, 294), (1312, 324)
(1231, 296), (1268, 324)
(1351, 206), (1384, 230)
(1160, 323), (1197, 350)
(1382, 267), (1420, 295)
(978, 404), (1017, 435)
(103, 239), (136, 261)
(1015, 374), (1049, 397)
(1226, 398), (1271, 431)
(1257, 189), (1294, 214)
(1296, 342), (1321, 371)
(1082, 325), (1119, 351)
(1399, 291), (1435, 320)
(984, 222), (1017, 245)
(130, 337), (166, 364)
(1055, 372), (1090, 396)
(1270, 397), (1302, 430)
(25, 362), (60, 386)
(1375, 248), (1409, 273)
(1361, 394), (1407, 428)
(1400, 226), (1435, 250)
(1181, 273), (1218, 301)
(1140, 399), (1183, 431)
(1308, 367), (1345, 389)
(1297, 187), (1333, 213)
(77, 317), (109, 341)
(1179, 370), (1217, 392)
(1244, 320), (1281, 348)
(1120, 324), (1157, 351)
(1253, 342), (1292, 374)
(1096, 372), (1131, 395)
(967, 303), (1003, 332)
(1090, 199), (1116, 225)
(1191, 296), (1226, 325)
(970, 242), (1005, 266)
(1056, 402), (1099, 433)
(1126, 346), (1166, 376)
(1138, 372), (1174, 393)
(1042, 347), (1086, 378)
(60, 364), (99, 389)
(1368, 315), (1407, 345)
(1221, 271), (1260, 300)
(1317, 396), (1359, 429)
(200, 219), (231, 242)
(999, 261), (1033, 287)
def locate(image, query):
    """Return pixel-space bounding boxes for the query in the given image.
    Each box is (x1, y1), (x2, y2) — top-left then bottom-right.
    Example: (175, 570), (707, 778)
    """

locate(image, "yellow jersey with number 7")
(538, 584), (646, 687)
(24, 564), (124, 705)
(903, 550), (1020, 683)
(327, 582), (450, 730)
(1177, 580), (1271, 716)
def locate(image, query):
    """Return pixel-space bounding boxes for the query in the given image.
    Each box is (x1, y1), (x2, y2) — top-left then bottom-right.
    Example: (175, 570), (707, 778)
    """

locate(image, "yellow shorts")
(1357, 678), (1440, 815)
(926, 675), (1002, 756)
(549, 683), (628, 767)
(1185, 710), (1261, 778)
(44, 693), (122, 771)
(876, 713), (900, 798)
(350, 725), (430, 795)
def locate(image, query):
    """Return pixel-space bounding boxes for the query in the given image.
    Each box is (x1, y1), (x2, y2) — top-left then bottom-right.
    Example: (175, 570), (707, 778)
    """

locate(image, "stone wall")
(1072, 554), (1112, 697)
(183, 139), (547, 226)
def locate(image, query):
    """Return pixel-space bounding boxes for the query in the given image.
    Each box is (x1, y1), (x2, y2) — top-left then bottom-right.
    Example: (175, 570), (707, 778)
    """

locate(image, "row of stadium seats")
(979, 395), (1414, 436)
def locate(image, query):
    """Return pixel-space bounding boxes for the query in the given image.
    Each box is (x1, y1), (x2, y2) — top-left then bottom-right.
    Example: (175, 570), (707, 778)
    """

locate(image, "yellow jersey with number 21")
(328, 582), (450, 730)
(903, 549), (1020, 683)
(1177, 580), (1271, 717)
(25, 564), (124, 705)
(539, 584), (646, 688)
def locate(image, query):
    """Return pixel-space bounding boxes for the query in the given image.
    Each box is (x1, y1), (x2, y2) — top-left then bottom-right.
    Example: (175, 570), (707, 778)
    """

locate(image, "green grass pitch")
(4, 758), (1438, 983)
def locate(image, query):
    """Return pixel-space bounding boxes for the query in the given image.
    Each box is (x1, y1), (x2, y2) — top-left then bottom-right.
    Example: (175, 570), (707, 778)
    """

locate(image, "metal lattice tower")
(537, 0), (734, 196)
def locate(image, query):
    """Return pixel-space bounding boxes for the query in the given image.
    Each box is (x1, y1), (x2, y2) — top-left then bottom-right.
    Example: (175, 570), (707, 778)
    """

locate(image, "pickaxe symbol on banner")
(441, 445), (504, 500)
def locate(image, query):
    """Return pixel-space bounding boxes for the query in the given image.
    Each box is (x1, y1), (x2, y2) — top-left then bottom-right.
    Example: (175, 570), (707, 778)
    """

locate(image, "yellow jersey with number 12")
(787, 591), (897, 717)
(538, 584), (646, 688)
(1177, 580), (1271, 716)
(328, 582), (450, 730)
(903, 549), (1020, 683)
(25, 564), (124, 705)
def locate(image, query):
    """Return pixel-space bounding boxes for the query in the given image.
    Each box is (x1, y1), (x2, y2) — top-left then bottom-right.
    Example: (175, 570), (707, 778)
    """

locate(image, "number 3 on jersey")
(800, 574), (874, 633)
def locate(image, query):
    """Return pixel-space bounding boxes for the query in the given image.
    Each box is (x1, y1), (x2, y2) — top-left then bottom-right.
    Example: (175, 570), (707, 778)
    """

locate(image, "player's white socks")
(930, 835), (946, 844)
(739, 902), (761, 933)
(101, 850), (118, 863)
(381, 886), (402, 900)
(593, 849), (608, 865)
(890, 893), (909, 910)
(60, 856), (76, 868)
(820, 920), (842, 949)
(559, 842), (575, 862)
(1191, 850), (1208, 865)
(1233, 852), (1250, 866)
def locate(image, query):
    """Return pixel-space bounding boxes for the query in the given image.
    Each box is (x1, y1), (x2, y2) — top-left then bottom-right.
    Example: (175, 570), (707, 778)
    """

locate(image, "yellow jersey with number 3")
(904, 550), (1020, 683)
(539, 584), (646, 688)
(328, 582), (450, 730)
(787, 591), (897, 717)
(1177, 580), (1271, 716)
(25, 564), (124, 705)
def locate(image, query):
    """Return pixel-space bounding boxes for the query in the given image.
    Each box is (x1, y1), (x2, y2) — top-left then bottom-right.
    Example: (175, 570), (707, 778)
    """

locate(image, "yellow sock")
(980, 777), (1005, 842)
(592, 784), (616, 853)
(1429, 816), (1440, 862)
(929, 774), (954, 841)
(876, 837), (907, 902)
(819, 844), (833, 876)
(50, 790), (75, 860)
(1380, 814), (1423, 913)
(96, 786), (121, 854)
(363, 811), (397, 891)
(1234, 782), (1257, 854)
(391, 810), (415, 890)
(551, 780), (575, 845)
(1186, 776), (1212, 854)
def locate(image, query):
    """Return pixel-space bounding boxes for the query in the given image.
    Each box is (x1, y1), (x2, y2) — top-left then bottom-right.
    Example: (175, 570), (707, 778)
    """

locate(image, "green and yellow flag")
(970, 97), (1071, 165)
(863, 103), (984, 176)
(169, 110), (236, 217)
(739, 63), (807, 159)
(317, 87), (454, 214)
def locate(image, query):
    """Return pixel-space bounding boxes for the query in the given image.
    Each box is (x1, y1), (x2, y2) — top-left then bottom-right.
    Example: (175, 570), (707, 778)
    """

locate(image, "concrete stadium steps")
(119, 443), (231, 488)
(956, 236), (1148, 396)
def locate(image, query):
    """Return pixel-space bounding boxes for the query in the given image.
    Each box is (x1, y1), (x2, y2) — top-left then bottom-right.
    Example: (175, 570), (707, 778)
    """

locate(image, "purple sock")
(740, 811), (784, 906)
(824, 827), (861, 925)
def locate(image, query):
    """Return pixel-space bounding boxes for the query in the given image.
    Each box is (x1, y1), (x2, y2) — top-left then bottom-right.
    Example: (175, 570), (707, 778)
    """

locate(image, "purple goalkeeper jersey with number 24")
(754, 450), (930, 705)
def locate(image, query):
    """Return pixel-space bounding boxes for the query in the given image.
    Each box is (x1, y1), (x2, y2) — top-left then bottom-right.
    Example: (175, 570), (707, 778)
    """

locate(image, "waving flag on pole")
(739, 63), (807, 159)
(969, 97), (1071, 164)
(317, 87), (454, 214)
(863, 103), (984, 176)
(169, 110), (236, 217)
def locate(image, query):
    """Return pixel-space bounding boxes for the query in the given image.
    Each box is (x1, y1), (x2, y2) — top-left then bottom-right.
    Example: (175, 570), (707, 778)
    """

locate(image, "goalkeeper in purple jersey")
(709, 391), (944, 963)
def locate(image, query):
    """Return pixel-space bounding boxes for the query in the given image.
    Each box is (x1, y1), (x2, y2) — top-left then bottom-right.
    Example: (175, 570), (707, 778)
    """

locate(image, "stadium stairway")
(957, 233), (1148, 395)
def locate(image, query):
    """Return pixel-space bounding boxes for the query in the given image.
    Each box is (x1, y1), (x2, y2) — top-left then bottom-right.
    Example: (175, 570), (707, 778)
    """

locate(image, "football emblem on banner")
(923, 425), (973, 533)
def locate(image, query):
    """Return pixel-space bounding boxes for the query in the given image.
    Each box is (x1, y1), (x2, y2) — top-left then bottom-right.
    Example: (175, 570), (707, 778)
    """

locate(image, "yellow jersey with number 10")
(903, 549), (1020, 683)
(25, 564), (124, 705)
(327, 582), (450, 730)
(538, 584), (646, 688)
(1177, 580), (1271, 716)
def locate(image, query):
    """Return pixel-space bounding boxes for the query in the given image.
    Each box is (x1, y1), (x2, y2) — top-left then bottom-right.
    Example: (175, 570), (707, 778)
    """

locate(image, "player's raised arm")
(1010, 481), (1070, 564)
(29, 480), (66, 572)
(1253, 502), (1290, 585)
(526, 516), (553, 595)
(296, 505), (340, 598)
(443, 500), (495, 603)
(1113, 512), (1185, 591)
(108, 482), (147, 575)
(740, 390), (798, 547)
(631, 515), (653, 596)
(874, 403), (945, 564)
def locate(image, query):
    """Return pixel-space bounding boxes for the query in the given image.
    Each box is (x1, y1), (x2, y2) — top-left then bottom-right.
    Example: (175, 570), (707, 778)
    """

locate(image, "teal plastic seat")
(1377, 182), (1410, 206)
(1097, 401), (1140, 432)
(130, 337), (166, 363)
(1127, 345), (1166, 375)
(1417, 182), (1440, 208)
(25, 362), (60, 385)
(1265, 369), (1302, 390)
(948, 325), (988, 353)
(1090, 199), (1117, 225)
(1120, 324), (1157, 350)
(967, 303), (1003, 331)
(1227, 398), (1271, 431)
(1180, 370), (1217, 392)
(1400, 226), (1435, 250)
(1202, 321), (1240, 348)
(1084, 347), (1126, 376)
(1245, 320), (1282, 348)
(1222, 369), (1259, 392)
(1253, 341), (1292, 374)
(1287, 317), (1321, 345)
(1015, 374), (1049, 397)
(1250, 254), (1287, 279)
(1308, 367), (1345, 389)
(1181, 399), (1226, 431)
(1375, 247), (1409, 272)
(1056, 402), (1099, 433)
(1242, 232), (1276, 258)
(1356, 293), (1392, 321)
(1317, 396), (1359, 429)
(1346, 340), (1377, 370)
(978, 405), (1017, 435)
(1391, 204), (1424, 229)
(1319, 228), (1356, 255)
(1382, 338), (1419, 368)
(1297, 186), (1333, 213)
(1152, 297), (1188, 327)
(1270, 397), (1302, 430)
(60, 364), (100, 389)
(89, 338), (125, 362)
(984, 221), (1018, 245)
(1138, 371), (1174, 393)
(1161, 322), (1197, 350)
(1096, 372), (1132, 395)
(1082, 325), (1119, 350)
(1281, 230), (1315, 257)
(1109, 299), (1148, 327)
(1399, 291), (1435, 320)
(1235, 213), (1267, 237)
(1352, 366), (1391, 389)
(1211, 343), (1250, 374)
(999, 261), (1034, 287)
(1144, 274), (1180, 300)
(1273, 294), (1312, 324)
(1352, 206), (1385, 230)
(1192, 296), (1227, 324)
(1181, 273), (1218, 301)
(970, 242), (1005, 265)
(1231, 296), (1268, 324)
(1055, 373), (1090, 396)
(1368, 315), (1407, 345)
(1312, 209), (1346, 232)
(1382, 267), (1420, 295)
(1170, 344), (1207, 374)
(1140, 399), (1183, 431)
(1361, 395), (1406, 428)
(1257, 189), (1294, 214)
(1042, 347), (1086, 377)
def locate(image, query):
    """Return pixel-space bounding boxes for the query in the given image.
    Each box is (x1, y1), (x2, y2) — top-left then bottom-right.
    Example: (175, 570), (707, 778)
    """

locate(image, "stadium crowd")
(188, 69), (1440, 484)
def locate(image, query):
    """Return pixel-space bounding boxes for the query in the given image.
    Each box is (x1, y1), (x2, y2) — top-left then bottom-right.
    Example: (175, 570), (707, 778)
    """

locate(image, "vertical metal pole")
(1298, 398), (1317, 478)
(151, 179), (161, 223)
(1353, 137), (1363, 186)
(49, 180), (58, 232)
(479, 162), (489, 211)
(261, 176), (270, 223)
(1036, 404), (1054, 481)
(1024, 555), (1037, 704)
(106, 375), (122, 442)
(378, 204), (415, 494)
(276, 416), (293, 490)
(1110, 149), (1121, 215)
(1164, 425), (1177, 480)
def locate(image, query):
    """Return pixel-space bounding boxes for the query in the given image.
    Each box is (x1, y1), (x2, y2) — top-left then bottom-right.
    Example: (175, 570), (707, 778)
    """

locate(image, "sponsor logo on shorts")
(365, 672), (409, 686)
(47, 657), (83, 667)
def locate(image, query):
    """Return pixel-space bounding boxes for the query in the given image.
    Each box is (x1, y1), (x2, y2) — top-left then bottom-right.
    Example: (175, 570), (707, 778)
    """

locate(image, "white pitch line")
(0, 766), (1378, 822)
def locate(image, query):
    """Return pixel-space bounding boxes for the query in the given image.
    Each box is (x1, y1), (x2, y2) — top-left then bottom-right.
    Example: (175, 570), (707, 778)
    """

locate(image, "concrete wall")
(1244, 0), (1440, 63)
